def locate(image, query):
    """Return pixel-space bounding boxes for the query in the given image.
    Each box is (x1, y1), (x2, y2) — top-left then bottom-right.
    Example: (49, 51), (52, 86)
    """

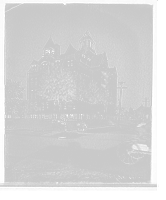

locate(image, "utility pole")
(117, 81), (127, 123)
(143, 97), (149, 107)
(143, 98), (149, 119)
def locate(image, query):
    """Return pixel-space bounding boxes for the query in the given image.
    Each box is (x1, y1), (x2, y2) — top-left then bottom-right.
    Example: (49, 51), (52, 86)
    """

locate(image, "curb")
(5, 123), (137, 134)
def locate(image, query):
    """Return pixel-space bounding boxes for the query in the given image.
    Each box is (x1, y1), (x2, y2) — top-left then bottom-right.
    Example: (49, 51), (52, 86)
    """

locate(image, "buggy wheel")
(117, 141), (143, 165)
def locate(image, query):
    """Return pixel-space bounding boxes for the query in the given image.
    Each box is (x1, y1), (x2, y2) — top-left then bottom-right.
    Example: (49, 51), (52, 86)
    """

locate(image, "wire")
(5, 3), (23, 12)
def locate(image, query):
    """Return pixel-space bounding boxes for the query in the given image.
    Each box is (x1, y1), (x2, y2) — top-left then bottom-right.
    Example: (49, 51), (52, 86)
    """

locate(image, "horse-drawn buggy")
(117, 137), (151, 165)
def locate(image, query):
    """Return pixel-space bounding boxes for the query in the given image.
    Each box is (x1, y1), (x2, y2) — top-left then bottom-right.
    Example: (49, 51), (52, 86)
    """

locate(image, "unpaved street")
(5, 131), (150, 181)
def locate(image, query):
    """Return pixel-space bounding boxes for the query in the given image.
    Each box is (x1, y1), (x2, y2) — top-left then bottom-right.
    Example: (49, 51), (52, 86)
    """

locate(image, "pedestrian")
(77, 121), (81, 131)
(61, 116), (66, 124)
(82, 121), (85, 132)
(64, 121), (67, 131)
(84, 122), (88, 131)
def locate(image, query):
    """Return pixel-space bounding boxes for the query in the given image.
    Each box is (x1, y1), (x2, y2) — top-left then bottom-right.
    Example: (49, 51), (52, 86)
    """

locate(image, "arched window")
(30, 78), (33, 87)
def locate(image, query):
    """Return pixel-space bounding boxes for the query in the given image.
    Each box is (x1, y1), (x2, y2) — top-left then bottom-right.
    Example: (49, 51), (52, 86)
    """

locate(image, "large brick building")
(27, 32), (117, 119)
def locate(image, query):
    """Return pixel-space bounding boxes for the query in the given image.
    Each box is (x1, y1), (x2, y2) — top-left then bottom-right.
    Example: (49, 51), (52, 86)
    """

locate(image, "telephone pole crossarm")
(117, 82), (127, 126)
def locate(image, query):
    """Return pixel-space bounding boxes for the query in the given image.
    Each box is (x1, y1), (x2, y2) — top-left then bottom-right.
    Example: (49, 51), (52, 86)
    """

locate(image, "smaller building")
(5, 103), (13, 119)
(134, 104), (151, 122)
(5, 101), (27, 119)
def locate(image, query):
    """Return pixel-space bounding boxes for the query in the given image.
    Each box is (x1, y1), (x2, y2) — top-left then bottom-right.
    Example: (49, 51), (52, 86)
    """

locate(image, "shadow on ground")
(5, 142), (150, 183)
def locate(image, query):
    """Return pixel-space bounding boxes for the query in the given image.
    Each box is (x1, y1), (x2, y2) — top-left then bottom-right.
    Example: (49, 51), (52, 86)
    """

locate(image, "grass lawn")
(5, 159), (143, 184)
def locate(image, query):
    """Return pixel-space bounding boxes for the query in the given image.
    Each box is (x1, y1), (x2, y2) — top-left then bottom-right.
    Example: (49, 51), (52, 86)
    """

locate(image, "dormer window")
(67, 61), (70, 67)
(67, 60), (73, 67)
(51, 51), (55, 56)
(44, 51), (50, 56)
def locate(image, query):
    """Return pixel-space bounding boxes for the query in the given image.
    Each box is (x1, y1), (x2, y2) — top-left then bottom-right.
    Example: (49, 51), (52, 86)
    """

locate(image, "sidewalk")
(5, 122), (137, 136)
(41, 123), (136, 137)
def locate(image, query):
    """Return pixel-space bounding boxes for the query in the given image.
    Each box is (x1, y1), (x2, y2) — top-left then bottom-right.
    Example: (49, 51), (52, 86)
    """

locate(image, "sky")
(5, 3), (153, 109)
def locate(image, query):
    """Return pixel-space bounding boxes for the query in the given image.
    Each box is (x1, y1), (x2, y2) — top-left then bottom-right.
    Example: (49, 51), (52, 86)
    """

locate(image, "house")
(27, 31), (117, 119)
(5, 103), (13, 119)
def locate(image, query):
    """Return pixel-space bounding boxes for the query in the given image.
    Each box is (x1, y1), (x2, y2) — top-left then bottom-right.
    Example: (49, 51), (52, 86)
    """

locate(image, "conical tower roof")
(44, 37), (55, 49)
(80, 31), (93, 42)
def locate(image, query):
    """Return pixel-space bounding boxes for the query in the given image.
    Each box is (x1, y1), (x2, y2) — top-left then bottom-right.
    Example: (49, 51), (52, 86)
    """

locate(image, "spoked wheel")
(117, 142), (145, 165)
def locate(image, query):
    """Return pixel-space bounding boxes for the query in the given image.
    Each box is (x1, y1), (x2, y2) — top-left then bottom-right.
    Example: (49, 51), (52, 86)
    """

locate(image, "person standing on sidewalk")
(84, 122), (88, 131)
(77, 121), (81, 131)
(82, 121), (85, 132)
(64, 121), (67, 131)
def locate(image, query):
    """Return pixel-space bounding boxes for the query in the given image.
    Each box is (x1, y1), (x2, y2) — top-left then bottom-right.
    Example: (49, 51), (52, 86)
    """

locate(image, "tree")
(80, 79), (109, 105)
(100, 70), (113, 119)
(85, 80), (101, 105)
(85, 79), (101, 119)
(5, 80), (24, 103)
(135, 106), (147, 118)
(76, 75), (88, 101)
(99, 86), (113, 119)
(5, 80), (24, 118)
(115, 106), (125, 116)
(38, 65), (77, 108)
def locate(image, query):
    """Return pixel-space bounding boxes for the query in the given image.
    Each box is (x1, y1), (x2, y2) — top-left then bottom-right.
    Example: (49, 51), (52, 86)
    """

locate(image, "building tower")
(44, 37), (55, 57)
(80, 31), (96, 52)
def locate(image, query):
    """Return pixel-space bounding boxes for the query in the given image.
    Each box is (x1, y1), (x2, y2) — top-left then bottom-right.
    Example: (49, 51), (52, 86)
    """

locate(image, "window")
(67, 60), (73, 67)
(7, 114), (11, 118)
(42, 103), (44, 110)
(70, 60), (73, 66)
(70, 114), (73, 119)
(30, 90), (33, 99)
(64, 104), (67, 110)
(45, 114), (48, 119)
(46, 102), (49, 109)
(67, 60), (70, 67)
(30, 103), (33, 110)
(30, 78), (33, 87)
(35, 78), (38, 86)
(65, 114), (68, 119)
